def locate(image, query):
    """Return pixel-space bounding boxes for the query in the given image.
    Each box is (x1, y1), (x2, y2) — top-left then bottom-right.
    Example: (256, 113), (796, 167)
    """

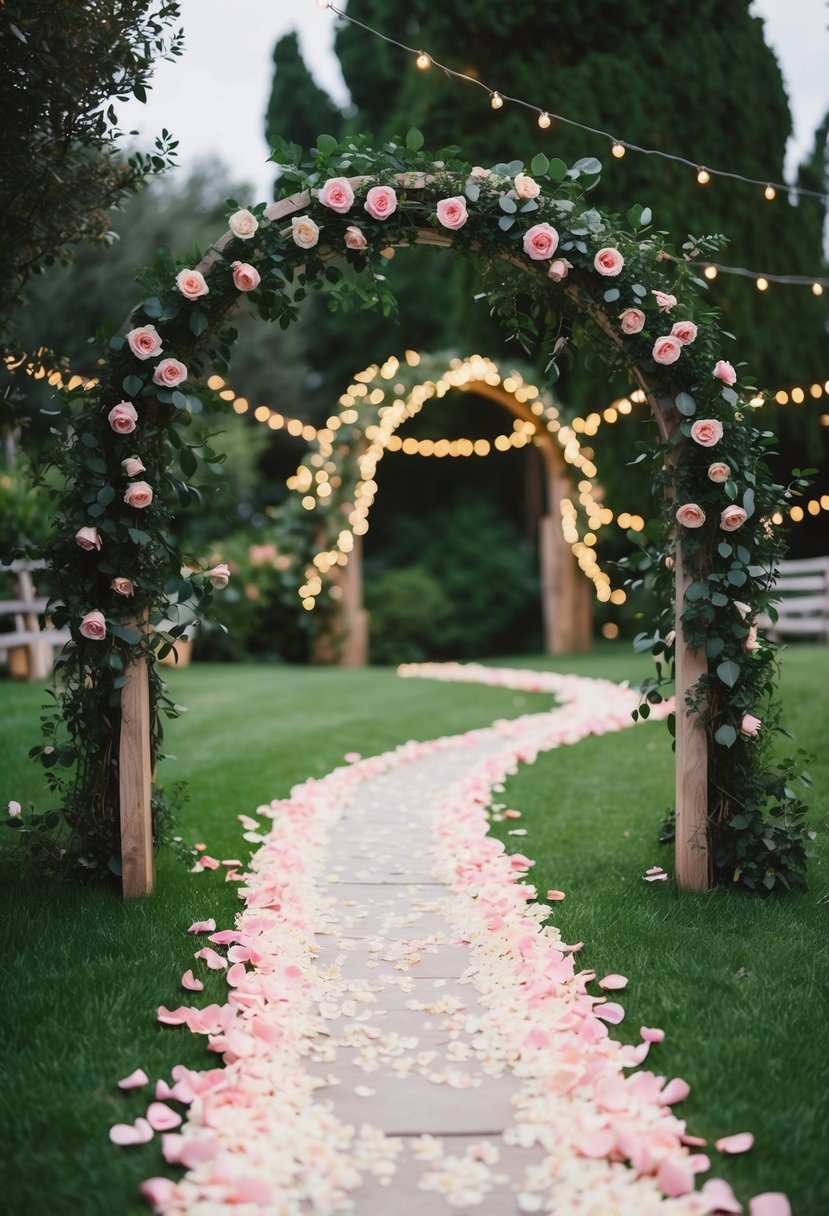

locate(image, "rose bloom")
(8, 800), (21, 818)
(175, 269), (209, 300)
(620, 308), (646, 335)
(740, 713), (762, 737)
(653, 290), (677, 312)
(548, 258), (573, 282)
(713, 359), (737, 386)
(318, 177), (354, 214)
(291, 215), (320, 249)
(435, 196), (468, 230)
(469, 166), (491, 178)
(514, 172), (541, 199)
(594, 247), (624, 276)
(720, 505), (748, 532)
(671, 320), (698, 345)
(523, 222), (559, 260)
(690, 418), (724, 447)
(733, 600), (752, 619)
(111, 577), (134, 596)
(364, 185), (398, 221)
(108, 401), (138, 434)
(121, 455), (145, 477)
(204, 562), (231, 589)
(75, 526), (101, 551)
(126, 324), (162, 361)
(152, 358), (188, 388)
(344, 226), (368, 251)
(652, 335), (682, 365)
(231, 261), (260, 292)
(708, 461), (731, 483)
(228, 209), (258, 240)
(124, 480), (154, 509)
(675, 503), (706, 528)
(745, 625), (759, 652)
(665, 555), (675, 570)
(79, 610), (107, 641)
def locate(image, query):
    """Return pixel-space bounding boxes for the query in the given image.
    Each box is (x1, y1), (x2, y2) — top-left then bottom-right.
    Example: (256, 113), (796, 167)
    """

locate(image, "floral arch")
(29, 132), (808, 901)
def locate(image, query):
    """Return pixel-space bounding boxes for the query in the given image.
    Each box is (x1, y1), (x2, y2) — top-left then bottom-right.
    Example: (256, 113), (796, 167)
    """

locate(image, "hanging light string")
(315, 0), (829, 208)
(672, 257), (828, 293)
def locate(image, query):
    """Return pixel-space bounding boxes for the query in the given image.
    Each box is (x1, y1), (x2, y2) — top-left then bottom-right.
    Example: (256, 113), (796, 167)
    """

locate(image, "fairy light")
(756, 276), (769, 292)
(611, 142), (626, 159)
(415, 51), (431, 70)
(490, 91), (504, 110)
(537, 112), (552, 129)
(696, 167), (710, 185)
(764, 184), (776, 201)
(704, 265), (718, 281)
(813, 283), (825, 297)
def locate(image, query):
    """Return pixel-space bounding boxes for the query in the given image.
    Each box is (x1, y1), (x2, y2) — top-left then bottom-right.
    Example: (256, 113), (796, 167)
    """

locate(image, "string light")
(813, 283), (825, 297)
(703, 265), (718, 281)
(696, 168), (711, 185)
(537, 112), (552, 130)
(764, 184), (777, 201)
(317, 2), (829, 205)
(490, 91), (504, 110)
(665, 254), (829, 293)
(756, 276), (769, 292)
(611, 141), (626, 159)
(415, 51), (431, 70)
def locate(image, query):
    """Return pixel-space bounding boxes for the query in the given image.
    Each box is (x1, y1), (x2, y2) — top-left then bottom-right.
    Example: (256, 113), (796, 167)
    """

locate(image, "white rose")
(228, 209), (258, 240)
(291, 216), (320, 249)
(514, 172), (541, 199)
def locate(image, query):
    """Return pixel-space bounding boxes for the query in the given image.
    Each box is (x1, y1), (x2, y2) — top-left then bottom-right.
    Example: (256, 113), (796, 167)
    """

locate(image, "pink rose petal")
(187, 918), (216, 934)
(157, 1005), (190, 1025)
(162, 1133), (219, 1167)
(226, 962), (247, 987)
(689, 1153), (712, 1173)
(181, 969), (204, 991)
(598, 973), (628, 990)
(575, 1129), (616, 1159)
(344, 751), (361, 762)
(116, 1068), (149, 1090)
(546, 889), (566, 901)
(700, 1177), (742, 1213)
(139, 1178), (179, 1206)
(661, 1077), (691, 1105)
(146, 1102), (182, 1132)
(749, 1196), (791, 1216)
(199, 855), (220, 870)
(715, 1132), (754, 1154)
(641, 1026), (665, 1043)
(194, 946), (227, 970)
(658, 1157), (694, 1197)
(109, 1117), (153, 1146)
(594, 1001), (625, 1024)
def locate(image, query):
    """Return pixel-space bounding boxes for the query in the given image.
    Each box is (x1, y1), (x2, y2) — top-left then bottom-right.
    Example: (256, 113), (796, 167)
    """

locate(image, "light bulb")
(696, 167), (710, 185)
(756, 276), (769, 292)
(415, 52), (431, 70)
(764, 184), (776, 201)
(812, 283), (824, 296)
(490, 92), (504, 110)
(537, 111), (551, 129)
(611, 141), (626, 159)
(703, 265), (718, 280)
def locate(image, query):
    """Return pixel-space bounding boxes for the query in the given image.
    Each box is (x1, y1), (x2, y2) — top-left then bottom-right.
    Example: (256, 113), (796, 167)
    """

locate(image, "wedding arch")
(29, 132), (809, 901)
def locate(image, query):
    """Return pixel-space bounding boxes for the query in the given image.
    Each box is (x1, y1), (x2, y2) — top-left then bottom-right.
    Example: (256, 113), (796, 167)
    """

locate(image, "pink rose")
(514, 172), (541, 199)
(108, 402), (138, 434)
(175, 269), (209, 300)
(111, 577), (134, 596)
(720, 505), (747, 532)
(620, 308), (646, 335)
(740, 713), (761, 737)
(745, 625), (759, 652)
(344, 226), (367, 251)
(121, 455), (145, 477)
(690, 418), (724, 447)
(713, 359), (737, 386)
(708, 462), (731, 483)
(671, 320), (698, 345)
(364, 185), (398, 221)
(204, 562), (231, 589)
(653, 291), (677, 312)
(228, 209), (258, 240)
(675, 503), (706, 528)
(548, 258), (572, 282)
(652, 335), (682, 365)
(665, 555), (675, 570)
(152, 358), (188, 388)
(469, 166), (491, 179)
(8, 800), (21, 818)
(594, 247), (624, 276)
(291, 216), (320, 249)
(79, 610), (107, 641)
(126, 325), (162, 361)
(436, 196), (468, 230)
(664, 630), (676, 647)
(523, 222), (559, 260)
(124, 480), (154, 509)
(733, 601), (752, 620)
(75, 526), (102, 551)
(318, 177), (354, 214)
(231, 262), (260, 292)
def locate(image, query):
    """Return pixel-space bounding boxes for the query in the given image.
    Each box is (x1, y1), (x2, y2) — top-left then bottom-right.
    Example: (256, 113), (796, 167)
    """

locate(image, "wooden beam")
(674, 542), (711, 889)
(119, 650), (154, 898)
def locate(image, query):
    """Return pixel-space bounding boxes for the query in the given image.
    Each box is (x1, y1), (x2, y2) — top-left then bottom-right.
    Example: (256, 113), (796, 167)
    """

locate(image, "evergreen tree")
(265, 32), (343, 157)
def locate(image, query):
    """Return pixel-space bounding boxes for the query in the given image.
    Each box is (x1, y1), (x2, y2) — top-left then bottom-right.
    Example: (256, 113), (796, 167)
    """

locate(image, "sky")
(118, 0), (829, 202)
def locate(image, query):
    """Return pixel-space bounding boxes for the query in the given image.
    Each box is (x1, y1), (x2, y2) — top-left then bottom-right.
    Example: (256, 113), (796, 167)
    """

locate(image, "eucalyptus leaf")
(715, 723), (738, 747)
(547, 158), (568, 181)
(603, 288), (620, 303)
(498, 195), (517, 214)
(675, 392), (696, 416)
(122, 375), (143, 397)
(530, 153), (550, 177)
(717, 659), (741, 688)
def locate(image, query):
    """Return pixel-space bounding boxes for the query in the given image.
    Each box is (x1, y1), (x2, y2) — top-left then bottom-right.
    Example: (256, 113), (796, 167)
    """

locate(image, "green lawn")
(1, 645), (826, 1214)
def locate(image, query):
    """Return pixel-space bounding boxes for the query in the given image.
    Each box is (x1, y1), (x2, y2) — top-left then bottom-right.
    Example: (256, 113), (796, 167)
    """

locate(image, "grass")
(0, 644), (827, 1214)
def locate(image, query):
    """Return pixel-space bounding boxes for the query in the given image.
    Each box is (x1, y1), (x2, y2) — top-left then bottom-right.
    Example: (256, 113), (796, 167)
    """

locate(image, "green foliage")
(366, 567), (453, 664)
(0, 0), (184, 335)
(265, 32), (344, 163)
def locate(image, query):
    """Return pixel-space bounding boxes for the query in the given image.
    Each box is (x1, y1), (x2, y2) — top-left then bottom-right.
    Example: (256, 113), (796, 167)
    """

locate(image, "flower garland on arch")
(12, 128), (810, 891)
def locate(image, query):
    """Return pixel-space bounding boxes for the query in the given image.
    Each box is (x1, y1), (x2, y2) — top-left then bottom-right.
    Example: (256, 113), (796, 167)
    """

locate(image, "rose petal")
(181, 969), (204, 992)
(658, 1157), (694, 1197)
(594, 1001), (625, 1024)
(194, 947), (227, 970)
(700, 1177), (742, 1213)
(661, 1077), (691, 1105)
(157, 1005), (190, 1026)
(575, 1129), (616, 1158)
(187, 918), (216, 934)
(109, 1117), (153, 1146)
(116, 1068), (149, 1090)
(598, 974), (628, 990)
(749, 1196), (791, 1216)
(146, 1101), (182, 1131)
(546, 889), (566, 901)
(641, 1026), (665, 1043)
(139, 1178), (179, 1206)
(715, 1132), (754, 1155)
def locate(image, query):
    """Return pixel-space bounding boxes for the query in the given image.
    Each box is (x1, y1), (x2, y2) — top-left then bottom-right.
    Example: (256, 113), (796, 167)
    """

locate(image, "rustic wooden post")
(673, 541), (711, 889)
(539, 463), (591, 654)
(119, 644), (154, 898)
(339, 535), (369, 666)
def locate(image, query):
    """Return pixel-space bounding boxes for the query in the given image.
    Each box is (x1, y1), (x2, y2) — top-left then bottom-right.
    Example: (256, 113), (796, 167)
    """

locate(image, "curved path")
(119, 666), (775, 1216)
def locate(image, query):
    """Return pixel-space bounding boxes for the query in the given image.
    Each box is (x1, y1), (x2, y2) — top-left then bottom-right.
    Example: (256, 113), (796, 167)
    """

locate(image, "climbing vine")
(8, 129), (811, 890)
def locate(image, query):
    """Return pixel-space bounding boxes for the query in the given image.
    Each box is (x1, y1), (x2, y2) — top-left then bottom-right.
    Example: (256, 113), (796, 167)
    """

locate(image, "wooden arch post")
(117, 171), (710, 896)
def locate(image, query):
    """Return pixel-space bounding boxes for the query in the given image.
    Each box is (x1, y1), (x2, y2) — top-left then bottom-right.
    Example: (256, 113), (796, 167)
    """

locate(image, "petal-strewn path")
(130, 666), (777, 1216)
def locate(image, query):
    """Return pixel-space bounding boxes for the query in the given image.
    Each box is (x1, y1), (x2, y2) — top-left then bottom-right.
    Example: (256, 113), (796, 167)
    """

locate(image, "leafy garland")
(9, 129), (811, 891)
